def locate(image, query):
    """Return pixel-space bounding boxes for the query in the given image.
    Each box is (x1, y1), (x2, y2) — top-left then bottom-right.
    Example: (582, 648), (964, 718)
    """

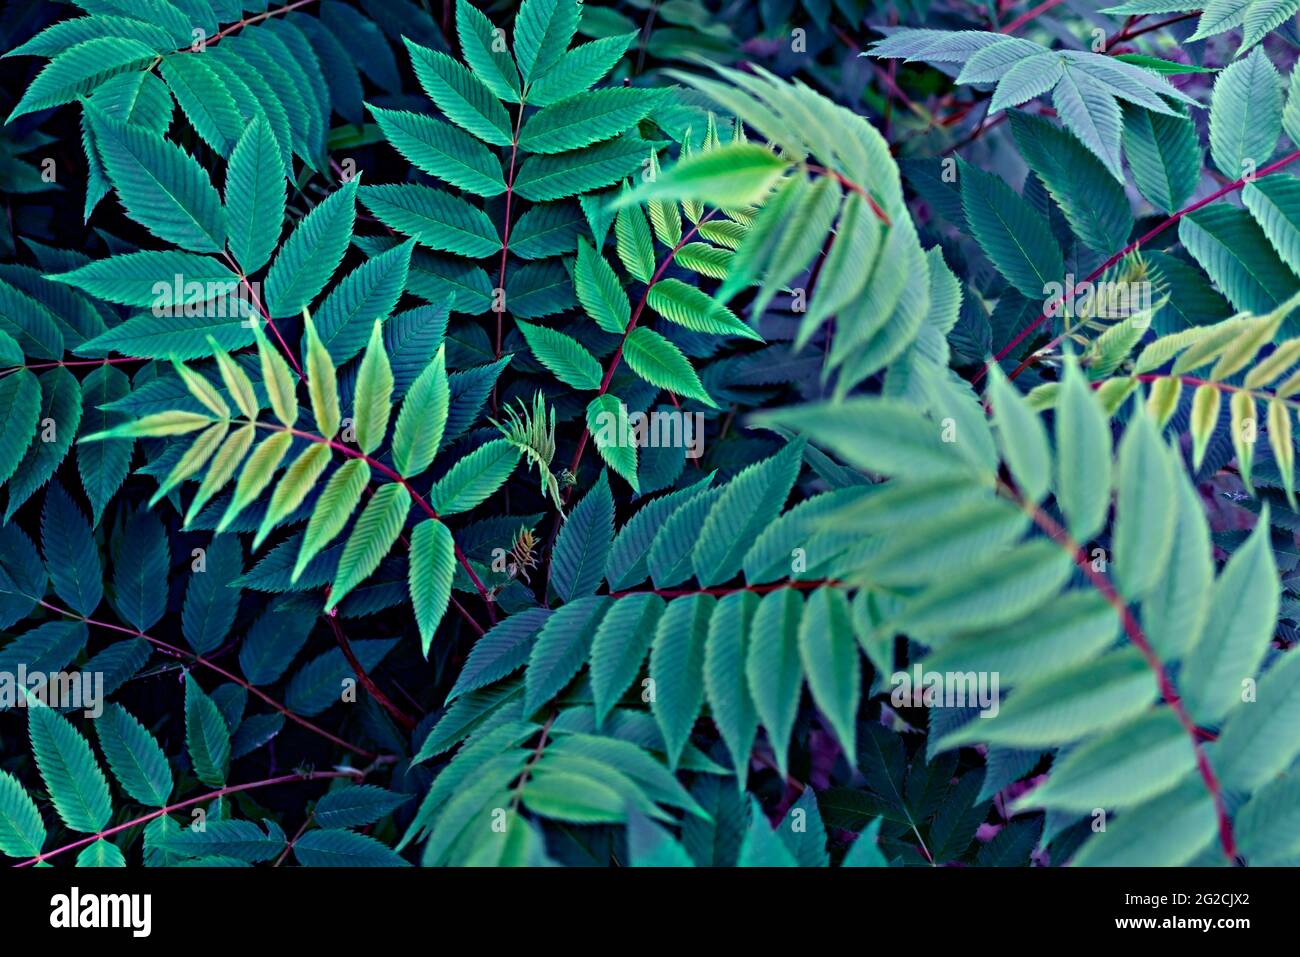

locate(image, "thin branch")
(983, 147), (1300, 384)
(326, 613), (417, 730)
(1001, 0), (1066, 35)
(246, 422), (497, 624)
(39, 600), (382, 760)
(16, 768), (362, 867)
(1009, 486), (1237, 862)
(176, 0), (318, 54)
(221, 250), (306, 380)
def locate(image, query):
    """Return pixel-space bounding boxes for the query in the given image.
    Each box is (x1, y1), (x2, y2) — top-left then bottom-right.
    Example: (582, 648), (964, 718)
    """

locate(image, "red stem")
(983, 148), (1300, 384)
(177, 0), (317, 53)
(1001, 0), (1066, 35)
(38, 600), (380, 759)
(15, 769), (362, 867)
(1020, 496), (1237, 861)
(326, 613), (417, 730)
(271, 424), (498, 625)
(222, 251), (306, 380)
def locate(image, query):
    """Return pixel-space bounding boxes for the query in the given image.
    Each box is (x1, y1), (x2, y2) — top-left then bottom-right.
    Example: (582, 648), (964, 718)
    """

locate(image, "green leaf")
(705, 591), (760, 785)
(160, 54), (244, 156)
(1112, 404), (1176, 600)
(1070, 778), (1216, 866)
(937, 649), (1157, 750)
(446, 607), (551, 703)
(1009, 110), (1133, 252)
(517, 320), (602, 390)
(42, 482), (102, 617)
(1011, 710), (1195, 813)
(184, 674), (231, 787)
(392, 346), (449, 478)
(9, 36), (156, 121)
(1209, 46), (1281, 180)
(353, 321), (394, 455)
(29, 703), (112, 833)
(326, 482), (411, 612)
(842, 818), (888, 867)
(367, 105), (506, 197)
(1141, 466), (1213, 660)
(737, 797), (798, 866)
(519, 88), (664, 154)
(293, 458), (369, 581)
(1243, 174), (1300, 278)
(798, 587), (859, 761)
(693, 441), (804, 586)
(1122, 104), (1201, 215)
(454, 0), (521, 102)
(6, 368), (82, 521)
(1181, 205), (1300, 314)
(1237, 768), (1300, 865)
(253, 443), (330, 549)
(111, 509), (168, 632)
(650, 594), (714, 769)
(49, 251), (238, 308)
(551, 470), (614, 602)
(514, 135), (651, 202)
(86, 106), (226, 253)
(359, 184), (499, 258)
(304, 317), (340, 437)
(1181, 508), (1280, 723)
(524, 595), (609, 713)
(585, 394), (638, 492)
(616, 143), (789, 209)
(589, 593), (664, 727)
(0, 279), (63, 360)
(960, 160), (1064, 299)
(527, 34), (634, 106)
(647, 278), (762, 341)
(627, 809), (694, 866)
(614, 193), (655, 285)
(745, 588), (804, 781)
(986, 365), (1050, 503)
(0, 371), (41, 489)
(431, 438), (521, 514)
(752, 397), (976, 481)
(513, 0), (581, 84)
(0, 770), (45, 858)
(410, 519), (455, 657)
(1054, 357), (1113, 542)
(163, 819), (287, 863)
(95, 703), (172, 808)
(1052, 65), (1124, 181)
(225, 116), (286, 275)
(264, 177), (359, 319)
(181, 534), (242, 657)
(1216, 650), (1300, 791)
(404, 38), (513, 146)
(622, 326), (717, 408)
(314, 785), (411, 829)
(896, 539), (1073, 641)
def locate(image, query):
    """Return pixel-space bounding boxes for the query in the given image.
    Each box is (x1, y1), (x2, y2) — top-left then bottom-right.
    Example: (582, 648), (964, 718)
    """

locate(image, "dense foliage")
(1, 0), (1298, 868)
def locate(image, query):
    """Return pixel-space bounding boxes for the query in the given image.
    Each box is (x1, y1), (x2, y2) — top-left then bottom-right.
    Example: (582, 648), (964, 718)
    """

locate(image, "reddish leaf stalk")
(15, 768), (363, 867)
(984, 147), (1300, 384)
(38, 600), (382, 759)
(1017, 494), (1237, 861)
(326, 613), (417, 730)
